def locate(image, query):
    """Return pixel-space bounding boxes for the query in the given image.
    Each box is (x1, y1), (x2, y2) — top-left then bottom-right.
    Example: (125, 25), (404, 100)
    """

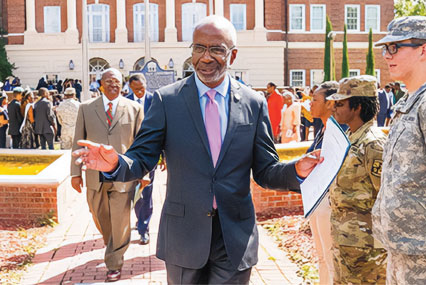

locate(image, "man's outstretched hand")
(72, 140), (119, 172)
(295, 149), (323, 178)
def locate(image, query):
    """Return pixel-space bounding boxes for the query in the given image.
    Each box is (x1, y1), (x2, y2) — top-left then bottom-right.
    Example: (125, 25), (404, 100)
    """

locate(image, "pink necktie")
(205, 89), (221, 209)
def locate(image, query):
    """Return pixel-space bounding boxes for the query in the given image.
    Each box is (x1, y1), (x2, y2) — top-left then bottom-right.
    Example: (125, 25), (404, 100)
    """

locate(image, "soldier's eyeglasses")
(190, 44), (235, 57)
(381, 43), (423, 56)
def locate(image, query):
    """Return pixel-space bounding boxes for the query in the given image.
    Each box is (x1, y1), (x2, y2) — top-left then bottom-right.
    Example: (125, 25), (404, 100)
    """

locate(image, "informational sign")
(131, 60), (175, 93)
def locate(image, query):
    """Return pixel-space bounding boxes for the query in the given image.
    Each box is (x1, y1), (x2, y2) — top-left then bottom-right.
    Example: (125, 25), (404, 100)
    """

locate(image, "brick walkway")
(20, 170), (303, 284)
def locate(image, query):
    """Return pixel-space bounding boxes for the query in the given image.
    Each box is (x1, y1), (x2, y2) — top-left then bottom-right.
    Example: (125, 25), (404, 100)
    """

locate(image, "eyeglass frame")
(381, 42), (423, 57)
(190, 43), (235, 58)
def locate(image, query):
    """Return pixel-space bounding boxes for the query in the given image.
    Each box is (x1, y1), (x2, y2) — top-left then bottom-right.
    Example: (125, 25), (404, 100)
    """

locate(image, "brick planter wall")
(0, 185), (59, 222)
(251, 179), (303, 216)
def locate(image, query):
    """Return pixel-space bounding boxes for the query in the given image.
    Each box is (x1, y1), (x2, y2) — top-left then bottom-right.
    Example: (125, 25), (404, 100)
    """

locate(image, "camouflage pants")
(333, 245), (387, 284)
(60, 128), (74, 149)
(386, 251), (426, 285)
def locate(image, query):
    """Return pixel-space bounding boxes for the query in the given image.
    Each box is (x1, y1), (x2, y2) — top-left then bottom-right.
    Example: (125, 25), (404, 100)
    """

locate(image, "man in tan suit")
(71, 68), (144, 282)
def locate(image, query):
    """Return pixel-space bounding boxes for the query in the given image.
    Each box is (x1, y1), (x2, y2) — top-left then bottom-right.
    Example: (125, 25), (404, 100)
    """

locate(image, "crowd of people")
(0, 14), (424, 285)
(264, 79), (407, 145)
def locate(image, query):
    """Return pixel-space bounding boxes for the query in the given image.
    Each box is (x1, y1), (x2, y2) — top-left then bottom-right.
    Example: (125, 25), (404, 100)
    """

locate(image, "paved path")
(21, 170), (302, 284)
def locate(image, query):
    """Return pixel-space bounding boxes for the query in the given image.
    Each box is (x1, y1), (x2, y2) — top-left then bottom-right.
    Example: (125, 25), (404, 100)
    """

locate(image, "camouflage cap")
(327, 75), (377, 101)
(375, 16), (426, 46)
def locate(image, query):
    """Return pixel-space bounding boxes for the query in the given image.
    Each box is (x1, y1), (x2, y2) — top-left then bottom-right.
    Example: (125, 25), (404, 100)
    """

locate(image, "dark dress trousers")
(107, 75), (300, 273)
(126, 92), (155, 237)
(377, 90), (390, 127)
(7, 99), (23, 148)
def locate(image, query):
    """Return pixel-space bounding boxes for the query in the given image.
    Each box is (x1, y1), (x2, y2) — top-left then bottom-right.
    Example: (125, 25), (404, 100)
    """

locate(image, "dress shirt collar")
(195, 72), (230, 98)
(101, 93), (120, 116)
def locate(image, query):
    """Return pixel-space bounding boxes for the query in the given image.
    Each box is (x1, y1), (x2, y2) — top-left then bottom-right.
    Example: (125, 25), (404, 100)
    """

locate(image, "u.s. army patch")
(371, 160), (382, 177)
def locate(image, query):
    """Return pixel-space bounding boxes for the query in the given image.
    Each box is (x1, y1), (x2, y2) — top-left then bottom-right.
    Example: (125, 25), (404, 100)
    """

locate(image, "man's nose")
(200, 49), (214, 61)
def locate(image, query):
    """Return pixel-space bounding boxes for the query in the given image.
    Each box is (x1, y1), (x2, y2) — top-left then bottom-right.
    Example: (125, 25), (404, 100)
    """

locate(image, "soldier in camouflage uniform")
(56, 87), (80, 149)
(327, 75), (387, 284)
(373, 16), (426, 284)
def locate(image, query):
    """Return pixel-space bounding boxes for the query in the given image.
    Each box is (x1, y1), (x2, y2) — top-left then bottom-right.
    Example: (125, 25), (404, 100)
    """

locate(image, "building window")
(365, 5), (380, 32)
(87, 4), (110, 43)
(89, 58), (110, 81)
(289, 5), (305, 32)
(133, 3), (159, 42)
(44, 6), (61, 33)
(230, 4), (246, 31)
(182, 57), (194, 78)
(310, 69), (324, 87)
(310, 5), (325, 32)
(290, 70), (305, 86)
(182, 3), (207, 42)
(345, 5), (360, 32)
(349, 69), (360, 77)
(375, 69), (380, 82)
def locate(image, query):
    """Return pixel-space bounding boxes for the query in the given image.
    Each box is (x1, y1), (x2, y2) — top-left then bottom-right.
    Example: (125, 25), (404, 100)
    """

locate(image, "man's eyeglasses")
(381, 43), (423, 56)
(190, 43), (235, 57)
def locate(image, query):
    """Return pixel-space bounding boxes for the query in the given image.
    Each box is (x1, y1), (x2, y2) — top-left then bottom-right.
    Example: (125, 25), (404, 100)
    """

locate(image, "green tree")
(341, 24), (349, 79)
(0, 30), (14, 82)
(365, 28), (375, 76)
(394, 0), (426, 17)
(323, 16), (335, 81)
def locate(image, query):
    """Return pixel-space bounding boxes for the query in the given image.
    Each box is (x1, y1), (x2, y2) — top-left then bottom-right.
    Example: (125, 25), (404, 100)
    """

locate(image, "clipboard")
(300, 116), (351, 218)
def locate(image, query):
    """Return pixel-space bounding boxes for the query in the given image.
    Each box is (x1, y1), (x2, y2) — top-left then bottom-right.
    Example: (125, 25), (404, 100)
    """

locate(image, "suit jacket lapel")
(94, 96), (109, 129)
(183, 75), (212, 159)
(215, 79), (242, 170)
(110, 97), (125, 130)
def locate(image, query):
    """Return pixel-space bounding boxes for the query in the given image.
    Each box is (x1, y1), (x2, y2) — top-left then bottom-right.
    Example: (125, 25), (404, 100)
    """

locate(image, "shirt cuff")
(102, 157), (123, 180)
(296, 174), (305, 184)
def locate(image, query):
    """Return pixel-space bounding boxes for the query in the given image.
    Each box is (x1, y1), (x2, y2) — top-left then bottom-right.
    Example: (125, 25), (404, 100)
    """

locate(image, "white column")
(214, 0), (224, 17)
(25, 0), (36, 32)
(115, 0), (128, 43)
(65, 0), (79, 44)
(165, 0), (177, 42)
(253, 0), (266, 41)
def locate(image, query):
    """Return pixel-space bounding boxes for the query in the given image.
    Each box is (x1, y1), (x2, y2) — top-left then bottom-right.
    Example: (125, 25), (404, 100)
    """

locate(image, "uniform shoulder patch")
(371, 159), (382, 177)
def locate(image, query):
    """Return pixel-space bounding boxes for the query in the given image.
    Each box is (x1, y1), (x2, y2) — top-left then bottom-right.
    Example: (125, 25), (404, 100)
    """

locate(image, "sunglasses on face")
(190, 43), (235, 57)
(381, 43), (423, 56)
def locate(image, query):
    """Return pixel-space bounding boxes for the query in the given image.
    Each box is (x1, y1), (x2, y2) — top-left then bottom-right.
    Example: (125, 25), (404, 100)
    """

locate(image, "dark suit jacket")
(7, 99), (23, 135)
(34, 98), (56, 135)
(125, 91), (153, 114)
(378, 90), (390, 117)
(109, 75), (299, 270)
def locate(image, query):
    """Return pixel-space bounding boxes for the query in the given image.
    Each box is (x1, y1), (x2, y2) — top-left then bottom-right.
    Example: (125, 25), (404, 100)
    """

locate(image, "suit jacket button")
(207, 211), (212, 217)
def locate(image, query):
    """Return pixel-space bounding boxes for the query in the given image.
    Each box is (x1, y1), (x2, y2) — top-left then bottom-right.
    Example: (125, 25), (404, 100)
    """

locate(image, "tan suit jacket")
(71, 95), (144, 192)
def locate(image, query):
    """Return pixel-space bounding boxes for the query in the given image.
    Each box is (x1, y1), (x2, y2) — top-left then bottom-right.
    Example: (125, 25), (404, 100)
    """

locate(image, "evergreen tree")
(323, 16), (335, 81)
(341, 24), (349, 79)
(395, 0), (426, 17)
(365, 28), (375, 76)
(0, 30), (14, 82)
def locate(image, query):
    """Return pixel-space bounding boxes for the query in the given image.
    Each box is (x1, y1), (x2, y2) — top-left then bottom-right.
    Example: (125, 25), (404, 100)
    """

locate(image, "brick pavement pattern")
(20, 170), (303, 284)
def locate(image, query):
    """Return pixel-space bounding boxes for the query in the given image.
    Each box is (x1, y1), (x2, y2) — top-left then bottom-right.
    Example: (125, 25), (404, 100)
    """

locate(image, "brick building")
(1, 0), (394, 91)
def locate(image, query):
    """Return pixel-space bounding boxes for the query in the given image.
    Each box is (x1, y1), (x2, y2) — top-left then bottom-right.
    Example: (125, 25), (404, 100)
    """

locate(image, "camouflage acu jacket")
(373, 83), (426, 255)
(330, 120), (386, 248)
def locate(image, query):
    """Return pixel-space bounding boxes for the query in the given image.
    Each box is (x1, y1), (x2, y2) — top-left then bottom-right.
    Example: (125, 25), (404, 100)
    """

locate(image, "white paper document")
(300, 117), (351, 218)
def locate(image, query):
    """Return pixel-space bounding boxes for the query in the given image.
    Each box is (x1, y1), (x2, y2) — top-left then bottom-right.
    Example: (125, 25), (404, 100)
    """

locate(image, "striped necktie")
(106, 102), (113, 126)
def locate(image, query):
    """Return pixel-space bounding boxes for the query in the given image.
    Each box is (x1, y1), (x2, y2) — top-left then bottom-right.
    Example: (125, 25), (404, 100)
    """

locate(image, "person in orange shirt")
(280, 92), (301, 143)
(266, 82), (284, 142)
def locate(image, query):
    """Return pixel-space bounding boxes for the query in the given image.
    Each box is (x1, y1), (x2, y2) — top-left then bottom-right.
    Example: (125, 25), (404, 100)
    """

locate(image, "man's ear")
(421, 44), (426, 57)
(229, 49), (238, 66)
